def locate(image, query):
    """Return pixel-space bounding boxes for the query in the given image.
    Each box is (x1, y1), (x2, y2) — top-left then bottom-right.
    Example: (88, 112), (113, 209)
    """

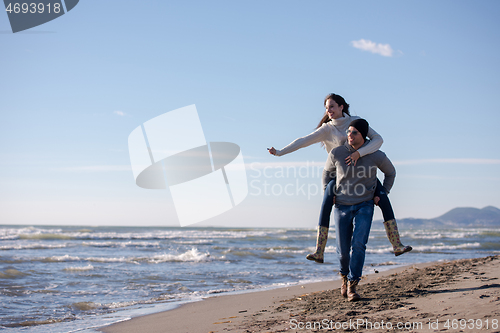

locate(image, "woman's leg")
(319, 179), (336, 228)
(306, 179), (335, 263)
(374, 179), (395, 221)
(375, 179), (412, 256)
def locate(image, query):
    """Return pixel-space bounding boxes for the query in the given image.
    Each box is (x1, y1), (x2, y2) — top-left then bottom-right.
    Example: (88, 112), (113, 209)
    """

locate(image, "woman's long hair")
(316, 93), (351, 129)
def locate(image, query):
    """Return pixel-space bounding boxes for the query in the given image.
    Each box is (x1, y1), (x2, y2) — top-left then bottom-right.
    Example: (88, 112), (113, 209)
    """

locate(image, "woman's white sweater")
(275, 115), (383, 160)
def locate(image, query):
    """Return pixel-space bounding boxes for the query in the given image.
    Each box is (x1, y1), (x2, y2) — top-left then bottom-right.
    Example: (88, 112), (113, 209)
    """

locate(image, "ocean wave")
(2, 226), (285, 242)
(223, 249), (255, 257)
(0, 268), (28, 279)
(367, 246), (394, 254)
(104, 300), (142, 309)
(5, 317), (68, 328)
(207, 288), (236, 294)
(0, 242), (70, 251)
(481, 242), (500, 250)
(33, 248), (212, 264)
(223, 278), (253, 284)
(266, 247), (306, 254)
(43, 254), (81, 262)
(173, 240), (214, 245)
(63, 264), (94, 272)
(81, 241), (161, 248)
(480, 230), (500, 237)
(0, 226), (42, 240)
(265, 245), (338, 254)
(412, 242), (481, 252)
(367, 242), (482, 254)
(403, 230), (483, 240)
(371, 261), (399, 266)
(32, 289), (59, 294)
(71, 301), (101, 311)
(19, 233), (75, 240)
(87, 248), (212, 264)
(147, 248), (211, 263)
(85, 256), (129, 263)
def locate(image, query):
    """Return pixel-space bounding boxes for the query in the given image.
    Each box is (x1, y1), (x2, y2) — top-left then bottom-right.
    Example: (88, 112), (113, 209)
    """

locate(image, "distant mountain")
(397, 206), (500, 228)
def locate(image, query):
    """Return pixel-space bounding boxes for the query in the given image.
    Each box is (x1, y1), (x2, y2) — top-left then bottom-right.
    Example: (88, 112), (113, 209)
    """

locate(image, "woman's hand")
(268, 147), (277, 156)
(345, 151), (360, 166)
(374, 196), (380, 206)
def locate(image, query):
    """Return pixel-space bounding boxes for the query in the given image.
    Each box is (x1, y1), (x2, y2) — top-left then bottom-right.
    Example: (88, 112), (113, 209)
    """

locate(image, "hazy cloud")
(56, 165), (132, 172)
(248, 161), (325, 169)
(54, 158), (500, 172)
(394, 158), (500, 166)
(351, 39), (394, 57)
(114, 111), (125, 116)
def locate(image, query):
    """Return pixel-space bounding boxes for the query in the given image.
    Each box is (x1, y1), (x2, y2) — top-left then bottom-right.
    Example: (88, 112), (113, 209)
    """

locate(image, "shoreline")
(99, 255), (500, 333)
(98, 265), (414, 333)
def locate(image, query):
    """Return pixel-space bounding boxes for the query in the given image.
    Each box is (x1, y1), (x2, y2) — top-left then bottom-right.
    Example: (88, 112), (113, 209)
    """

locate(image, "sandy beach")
(100, 255), (500, 333)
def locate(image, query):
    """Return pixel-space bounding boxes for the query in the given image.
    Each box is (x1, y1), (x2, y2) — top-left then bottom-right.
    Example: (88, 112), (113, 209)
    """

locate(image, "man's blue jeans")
(319, 178), (393, 227)
(334, 200), (374, 282)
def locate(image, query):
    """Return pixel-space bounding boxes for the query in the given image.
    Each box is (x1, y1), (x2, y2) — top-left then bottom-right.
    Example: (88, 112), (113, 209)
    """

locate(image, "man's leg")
(348, 200), (374, 282)
(334, 204), (353, 277)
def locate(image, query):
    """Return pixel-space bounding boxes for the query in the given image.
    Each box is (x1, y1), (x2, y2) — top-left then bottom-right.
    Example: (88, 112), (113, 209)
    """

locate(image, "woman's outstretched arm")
(269, 125), (328, 156)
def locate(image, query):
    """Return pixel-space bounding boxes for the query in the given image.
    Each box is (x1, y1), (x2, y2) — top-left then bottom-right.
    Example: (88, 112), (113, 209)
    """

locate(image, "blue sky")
(1, 0), (499, 227)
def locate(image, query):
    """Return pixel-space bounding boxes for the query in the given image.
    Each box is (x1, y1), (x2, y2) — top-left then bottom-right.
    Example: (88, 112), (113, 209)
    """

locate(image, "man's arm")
(376, 152), (396, 193)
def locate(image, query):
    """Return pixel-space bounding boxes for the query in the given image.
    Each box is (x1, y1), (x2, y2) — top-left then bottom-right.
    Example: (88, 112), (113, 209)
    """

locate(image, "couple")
(268, 93), (411, 301)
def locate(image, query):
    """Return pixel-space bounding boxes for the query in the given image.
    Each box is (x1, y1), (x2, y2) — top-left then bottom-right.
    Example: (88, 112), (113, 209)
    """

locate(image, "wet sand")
(100, 255), (500, 332)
